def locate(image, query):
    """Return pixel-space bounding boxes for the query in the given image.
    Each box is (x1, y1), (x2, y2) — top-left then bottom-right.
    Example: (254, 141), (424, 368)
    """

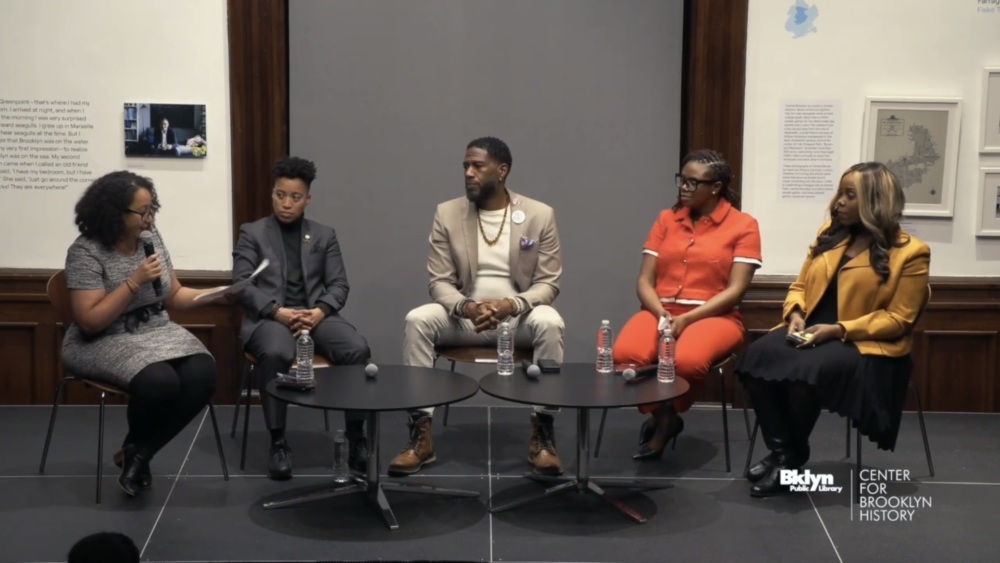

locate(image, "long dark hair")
(671, 149), (739, 211)
(811, 162), (907, 282)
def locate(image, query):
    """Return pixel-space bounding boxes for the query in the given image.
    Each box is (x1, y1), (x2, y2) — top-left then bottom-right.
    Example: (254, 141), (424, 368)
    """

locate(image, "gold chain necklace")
(477, 202), (509, 247)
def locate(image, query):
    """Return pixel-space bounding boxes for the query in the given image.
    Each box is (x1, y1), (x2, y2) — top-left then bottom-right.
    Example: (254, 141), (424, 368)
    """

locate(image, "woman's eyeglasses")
(674, 174), (719, 192)
(126, 209), (155, 220)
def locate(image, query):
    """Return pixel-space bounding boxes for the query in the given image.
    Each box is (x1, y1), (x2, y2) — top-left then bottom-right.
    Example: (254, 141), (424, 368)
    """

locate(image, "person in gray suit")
(233, 156), (371, 480)
(390, 137), (566, 477)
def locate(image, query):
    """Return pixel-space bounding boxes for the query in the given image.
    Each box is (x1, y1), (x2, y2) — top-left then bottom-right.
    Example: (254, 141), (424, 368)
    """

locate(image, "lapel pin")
(304, 234), (311, 241)
(512, 210), (526, 224)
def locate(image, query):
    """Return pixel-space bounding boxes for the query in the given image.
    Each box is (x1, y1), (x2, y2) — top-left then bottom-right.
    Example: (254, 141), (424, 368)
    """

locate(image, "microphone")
(521, 359), (540, 379)
(364, 363), (378, 378)
(139, 231), (162, 297)
(621, 365), (657, 383)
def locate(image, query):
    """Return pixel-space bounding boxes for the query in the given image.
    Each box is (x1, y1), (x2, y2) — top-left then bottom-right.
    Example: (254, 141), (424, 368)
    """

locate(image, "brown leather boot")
(388, 415), (436, 476)
(528, 412), (563, 476)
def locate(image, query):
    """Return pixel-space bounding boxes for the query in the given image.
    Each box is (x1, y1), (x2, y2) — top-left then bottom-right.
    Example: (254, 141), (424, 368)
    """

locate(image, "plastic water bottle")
(497, 322), (515, 376)
(295, 329), (314, 384)
(597, 320), (614, 373)
(332, 429), (351, 483)
(658, 327), (676, 383)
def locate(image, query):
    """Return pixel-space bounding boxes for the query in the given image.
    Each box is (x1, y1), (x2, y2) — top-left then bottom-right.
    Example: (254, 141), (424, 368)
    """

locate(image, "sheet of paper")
(193, 259), (269, 302)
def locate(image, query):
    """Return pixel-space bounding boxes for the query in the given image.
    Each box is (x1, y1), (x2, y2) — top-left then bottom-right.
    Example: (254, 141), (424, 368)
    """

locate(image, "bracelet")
(505, 296), (523, 317)
(124, 278), (139, 294)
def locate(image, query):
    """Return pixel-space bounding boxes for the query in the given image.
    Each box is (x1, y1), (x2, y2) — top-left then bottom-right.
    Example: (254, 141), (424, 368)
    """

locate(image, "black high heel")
(114, 447), (152, 490)
(633, 416), (684, 461)
(118, 447), (152, 497)
(638, 416), (656, 446)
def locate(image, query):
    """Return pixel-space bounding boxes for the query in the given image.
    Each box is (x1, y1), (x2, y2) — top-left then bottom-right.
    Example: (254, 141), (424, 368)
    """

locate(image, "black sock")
(270, 429), (285, 445)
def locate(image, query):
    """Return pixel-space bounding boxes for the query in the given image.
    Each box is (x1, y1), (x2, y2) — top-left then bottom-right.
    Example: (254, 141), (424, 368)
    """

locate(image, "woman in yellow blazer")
(736, 162), (930, 498)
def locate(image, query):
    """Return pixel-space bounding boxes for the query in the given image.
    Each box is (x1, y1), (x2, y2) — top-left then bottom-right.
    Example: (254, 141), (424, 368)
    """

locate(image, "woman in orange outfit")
(612, 150), (762, 461)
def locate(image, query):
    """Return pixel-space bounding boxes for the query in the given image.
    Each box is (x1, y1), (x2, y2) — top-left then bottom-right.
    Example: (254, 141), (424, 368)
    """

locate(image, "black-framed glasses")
(272, 190), (306, 203)
(674, 174), (719, 192)
(126, 209), (155, 220)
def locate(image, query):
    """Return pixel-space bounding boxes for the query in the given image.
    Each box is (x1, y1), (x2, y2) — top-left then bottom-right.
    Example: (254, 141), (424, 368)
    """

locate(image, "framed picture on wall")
(981, 68), (1000, 154)
(123, 102), (207, 158)
(861, 97), (962, 217)
(976, 168), (1000, 237)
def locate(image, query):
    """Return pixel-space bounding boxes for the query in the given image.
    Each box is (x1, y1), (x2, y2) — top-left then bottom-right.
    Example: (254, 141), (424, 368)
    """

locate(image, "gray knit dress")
(61, 227), (210, 388)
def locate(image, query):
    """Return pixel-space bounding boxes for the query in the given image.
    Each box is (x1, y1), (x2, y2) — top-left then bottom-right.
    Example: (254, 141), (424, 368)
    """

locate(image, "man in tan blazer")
(389, 137), (566, 477)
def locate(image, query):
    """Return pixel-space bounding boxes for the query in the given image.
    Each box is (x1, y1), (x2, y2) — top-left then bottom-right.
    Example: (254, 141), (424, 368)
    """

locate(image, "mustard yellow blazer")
(780, 222), (930, 357)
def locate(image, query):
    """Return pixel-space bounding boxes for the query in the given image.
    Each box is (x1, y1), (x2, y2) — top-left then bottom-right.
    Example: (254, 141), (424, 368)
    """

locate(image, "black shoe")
(638, 416), (656, 446)
(348, 437), (369, 473)
(746, 451), (778, 483)
(633, 414), (684, 461)
(750, 464), (789, 498)
(114, 447), (152, 490)
(118, 448), (152, 497)
(267, 441), (293, 481)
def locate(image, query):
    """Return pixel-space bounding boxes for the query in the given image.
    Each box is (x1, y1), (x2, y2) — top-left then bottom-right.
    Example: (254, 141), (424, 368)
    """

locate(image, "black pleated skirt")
(736, 329), (912, 451)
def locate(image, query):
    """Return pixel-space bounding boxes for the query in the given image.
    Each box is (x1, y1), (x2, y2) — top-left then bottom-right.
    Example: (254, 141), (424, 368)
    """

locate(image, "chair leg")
(97, 391), (106, 504)
(239, 365), (252, 471)
(720, 367), (731, 473)
(39, 378), (71, 474)
(443, 360), (457, 427)
(230, 358), (251, 438)
(207, 404), (229, 481)
(594, 408), (609, 458)
(855, 428), (862, 503)
(743, 419), (760, 478)
(845, 418), (851, 458)
(910, 383), (934, 476)
(323, 410), (330, 432)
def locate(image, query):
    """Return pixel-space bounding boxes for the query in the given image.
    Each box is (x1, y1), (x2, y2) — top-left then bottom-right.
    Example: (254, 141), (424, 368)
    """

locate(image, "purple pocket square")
(520, 237), (536, 250)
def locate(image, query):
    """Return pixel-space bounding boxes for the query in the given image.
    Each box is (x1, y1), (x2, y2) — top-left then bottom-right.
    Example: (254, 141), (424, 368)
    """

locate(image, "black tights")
(125, 353), (217, 456)
(745, 377), (822, 453)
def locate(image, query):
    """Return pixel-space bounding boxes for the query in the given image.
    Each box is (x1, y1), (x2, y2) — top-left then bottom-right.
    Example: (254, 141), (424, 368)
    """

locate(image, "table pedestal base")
(489, 408), (669, 524)
(262, 412), (479, 530)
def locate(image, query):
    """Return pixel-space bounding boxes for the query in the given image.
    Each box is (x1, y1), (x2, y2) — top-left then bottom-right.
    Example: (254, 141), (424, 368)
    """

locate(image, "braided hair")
(672, 149), (739, 211)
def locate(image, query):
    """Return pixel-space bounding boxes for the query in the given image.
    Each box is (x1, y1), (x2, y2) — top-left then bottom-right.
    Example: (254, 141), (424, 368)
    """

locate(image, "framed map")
(861, 97), (962, 217)
(981, 69), (1000, 154)
(976, 168), (1000, 237)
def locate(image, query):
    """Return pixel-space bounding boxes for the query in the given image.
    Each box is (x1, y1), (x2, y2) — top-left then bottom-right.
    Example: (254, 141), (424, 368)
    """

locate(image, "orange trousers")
(612, 304), (744, 413)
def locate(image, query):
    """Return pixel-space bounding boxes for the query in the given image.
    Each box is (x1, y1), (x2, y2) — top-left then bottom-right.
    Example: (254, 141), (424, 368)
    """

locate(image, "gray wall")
(289, 0), (684, 364)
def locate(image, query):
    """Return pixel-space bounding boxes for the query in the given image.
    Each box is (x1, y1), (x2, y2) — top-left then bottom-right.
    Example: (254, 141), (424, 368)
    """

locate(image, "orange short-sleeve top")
(642, 199), (762, 304)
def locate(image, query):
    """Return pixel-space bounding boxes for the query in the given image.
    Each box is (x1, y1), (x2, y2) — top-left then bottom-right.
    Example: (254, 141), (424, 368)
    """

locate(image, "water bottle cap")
(500, 321), (510, 328)
(300, 329), (310, 336)
(601, 320), (610, 325)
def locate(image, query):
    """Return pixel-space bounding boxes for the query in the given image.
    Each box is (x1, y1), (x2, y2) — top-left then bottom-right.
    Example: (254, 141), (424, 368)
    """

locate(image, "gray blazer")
(233, 215), (350, 342)
(428, 189), (562, 314)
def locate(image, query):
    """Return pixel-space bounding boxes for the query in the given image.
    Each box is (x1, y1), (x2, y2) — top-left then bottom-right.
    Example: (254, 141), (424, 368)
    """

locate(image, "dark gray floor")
(4, 397), (999, 562)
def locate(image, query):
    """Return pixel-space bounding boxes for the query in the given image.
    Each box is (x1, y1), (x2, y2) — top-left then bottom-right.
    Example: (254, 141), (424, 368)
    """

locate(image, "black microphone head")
(622, 368), (637, 381)
(364, 363), (378, 377)
(526, 364), (541, 378)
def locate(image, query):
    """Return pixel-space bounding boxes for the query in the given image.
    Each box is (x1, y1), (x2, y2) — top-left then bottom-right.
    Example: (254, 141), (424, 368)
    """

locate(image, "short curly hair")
(74, 171), (159, 248)
(467, 137), (512, 169)
(272, 156), (317, 189)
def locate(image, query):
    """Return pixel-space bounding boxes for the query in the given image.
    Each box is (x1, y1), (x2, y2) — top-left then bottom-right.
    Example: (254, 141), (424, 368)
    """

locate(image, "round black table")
(479, 363), (689, 524)
(263, 364), (480, 530)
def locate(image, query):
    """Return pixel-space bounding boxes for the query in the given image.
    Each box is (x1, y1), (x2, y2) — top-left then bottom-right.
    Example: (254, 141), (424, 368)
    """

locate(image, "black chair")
(433, 345), (533, 426)
(594, 353), (750, 472)
(742, 285), (934, 495)
(230, 351), (331, 470)
(40, 270), (229, 503)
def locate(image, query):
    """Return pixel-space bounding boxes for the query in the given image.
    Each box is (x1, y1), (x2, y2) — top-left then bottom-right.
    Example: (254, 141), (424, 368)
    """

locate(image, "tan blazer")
(781, 221), (931, 357)
(427, 190), (561, 313)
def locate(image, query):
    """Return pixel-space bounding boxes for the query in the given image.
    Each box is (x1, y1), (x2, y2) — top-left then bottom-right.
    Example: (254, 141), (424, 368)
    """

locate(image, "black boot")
(750, 440), (802, 498)
(118, 445), (153, 497)
(744, 377), (798, 495)
(345, 418), (368, 473)
(114, 446), (152, 490)
(787, 381), (821, 465)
